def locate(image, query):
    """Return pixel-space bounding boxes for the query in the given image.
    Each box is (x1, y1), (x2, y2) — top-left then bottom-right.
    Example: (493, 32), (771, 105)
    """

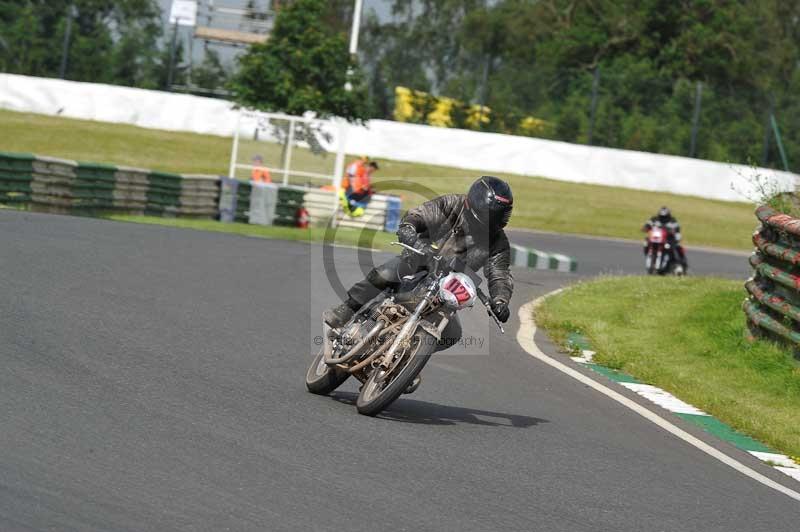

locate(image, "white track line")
(749, 452), (800, 470)
(516, 295), (800, 504)
(618, 382), (709, 416)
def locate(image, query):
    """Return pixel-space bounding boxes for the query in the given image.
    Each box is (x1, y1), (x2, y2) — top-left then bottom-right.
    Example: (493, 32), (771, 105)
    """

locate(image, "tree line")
(360, 0), (800, 169)
(2, 0), (799, 168)
(0, 0), (228, 91)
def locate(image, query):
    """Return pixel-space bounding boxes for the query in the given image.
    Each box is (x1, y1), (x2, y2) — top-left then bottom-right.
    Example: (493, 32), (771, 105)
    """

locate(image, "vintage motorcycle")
(645, 225), (684, 275)
(305, 242), (505, 416)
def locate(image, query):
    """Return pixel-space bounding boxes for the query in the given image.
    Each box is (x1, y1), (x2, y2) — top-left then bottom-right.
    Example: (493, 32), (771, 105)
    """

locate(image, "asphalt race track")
(1, 210), (798, 531)
(505, 229), (752, 279)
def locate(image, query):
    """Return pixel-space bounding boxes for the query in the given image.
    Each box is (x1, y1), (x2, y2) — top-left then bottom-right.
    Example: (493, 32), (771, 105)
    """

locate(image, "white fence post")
(228, 110), (242, 179)
(330, 120), (348, 226)
(282, 119), (295, 186)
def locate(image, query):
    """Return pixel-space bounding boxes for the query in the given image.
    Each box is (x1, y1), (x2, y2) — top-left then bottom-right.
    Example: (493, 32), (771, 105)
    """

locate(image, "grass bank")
(1, 108), (758, 250)
(536, 276), (800, 457)
(106, 215), (397, 251)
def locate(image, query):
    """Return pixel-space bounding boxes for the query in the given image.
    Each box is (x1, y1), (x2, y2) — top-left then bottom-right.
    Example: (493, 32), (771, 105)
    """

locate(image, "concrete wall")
(2, 73), (795, 202)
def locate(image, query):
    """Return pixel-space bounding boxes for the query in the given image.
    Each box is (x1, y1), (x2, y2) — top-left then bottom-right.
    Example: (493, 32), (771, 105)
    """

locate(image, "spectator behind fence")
(340, 157), (379, 217)
(251, 155), (272, 183)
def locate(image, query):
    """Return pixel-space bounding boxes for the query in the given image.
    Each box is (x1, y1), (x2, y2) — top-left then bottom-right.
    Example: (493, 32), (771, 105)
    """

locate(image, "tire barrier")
(0, 151), (220, 218)
(0, 150), (581, 273)
(744, 204), (800, 355)
(274, 187), (305, 227)
(3, 151), (581, 272)
(0, 152), (34, 205)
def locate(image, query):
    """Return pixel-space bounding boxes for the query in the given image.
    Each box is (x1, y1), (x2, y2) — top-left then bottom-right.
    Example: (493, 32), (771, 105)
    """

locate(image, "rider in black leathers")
(642, 206), (688, 271)
(323, 176), (515, 350)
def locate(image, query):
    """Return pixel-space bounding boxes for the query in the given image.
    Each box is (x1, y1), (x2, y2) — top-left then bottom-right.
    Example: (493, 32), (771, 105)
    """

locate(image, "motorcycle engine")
(342, 317), (376, 347)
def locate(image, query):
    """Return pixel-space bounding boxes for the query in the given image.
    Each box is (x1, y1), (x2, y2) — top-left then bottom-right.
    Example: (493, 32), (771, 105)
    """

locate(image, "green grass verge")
(536, 276), (800, 457)
(105, 214), (397, 251)
(1, 108), (759, 250)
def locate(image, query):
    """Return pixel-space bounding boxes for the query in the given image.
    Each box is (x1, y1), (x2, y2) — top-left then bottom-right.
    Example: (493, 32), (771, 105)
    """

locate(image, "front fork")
(379, 296), (429, 369)
(379, 278), (441, 369)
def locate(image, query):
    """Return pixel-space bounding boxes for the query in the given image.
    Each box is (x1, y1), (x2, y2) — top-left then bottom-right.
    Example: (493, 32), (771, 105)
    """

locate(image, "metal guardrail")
(744, 205), (800, 353)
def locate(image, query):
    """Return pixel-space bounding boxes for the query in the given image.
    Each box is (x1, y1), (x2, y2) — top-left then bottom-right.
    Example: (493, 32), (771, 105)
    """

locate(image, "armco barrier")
(744, 205), (800, 354)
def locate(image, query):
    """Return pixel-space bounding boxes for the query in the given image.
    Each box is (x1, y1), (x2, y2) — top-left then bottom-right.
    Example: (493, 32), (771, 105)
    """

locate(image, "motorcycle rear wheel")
(305, 346), (349, 395)
(356, 329), (434, 416)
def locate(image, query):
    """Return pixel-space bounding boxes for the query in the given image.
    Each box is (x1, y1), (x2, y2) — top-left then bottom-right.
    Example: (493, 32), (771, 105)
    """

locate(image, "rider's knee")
(366, 263), (397, 288)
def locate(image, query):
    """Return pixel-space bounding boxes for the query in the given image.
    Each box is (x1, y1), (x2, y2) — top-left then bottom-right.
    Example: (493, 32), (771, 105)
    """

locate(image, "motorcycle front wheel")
(356, 329), (435, 416)
(646, 253), (655, 275)
(305, 346), (349, 395)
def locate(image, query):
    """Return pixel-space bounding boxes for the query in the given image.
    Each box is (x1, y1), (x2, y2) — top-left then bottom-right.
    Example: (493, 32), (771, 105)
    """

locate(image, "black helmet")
(465, 176), (513, 236)
(657, 206), (671, 224)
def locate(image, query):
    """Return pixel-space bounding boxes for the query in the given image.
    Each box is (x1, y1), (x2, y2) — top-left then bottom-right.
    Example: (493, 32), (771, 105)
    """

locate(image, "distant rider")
(340, 157), (379, 217)
(642, 206), (688, 271)
(324, 176), (515, 349)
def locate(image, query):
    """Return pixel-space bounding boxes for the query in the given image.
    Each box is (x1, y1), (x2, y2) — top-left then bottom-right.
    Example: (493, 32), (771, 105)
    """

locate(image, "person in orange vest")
(251, 155), (272, 183)
(340, 157), (378, 216)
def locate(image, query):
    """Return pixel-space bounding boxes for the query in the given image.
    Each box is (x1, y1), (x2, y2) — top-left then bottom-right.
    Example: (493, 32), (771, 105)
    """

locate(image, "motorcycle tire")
(305, 346), (349, 395)
(355, 329), (435, 417)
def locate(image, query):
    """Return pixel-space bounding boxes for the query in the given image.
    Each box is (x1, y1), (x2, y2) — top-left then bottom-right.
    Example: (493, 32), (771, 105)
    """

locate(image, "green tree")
(154, 37), (188, 90)
(191, 48), (229, 92)
(360, 0), (800, 167)
(230, 0), (368, 121)
(0, 0), (162, 87)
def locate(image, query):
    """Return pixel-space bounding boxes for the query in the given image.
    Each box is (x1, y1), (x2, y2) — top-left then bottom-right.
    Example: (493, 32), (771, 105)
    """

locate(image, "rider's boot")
(323, 298), (360, 328)
(338, 189), (354, 216)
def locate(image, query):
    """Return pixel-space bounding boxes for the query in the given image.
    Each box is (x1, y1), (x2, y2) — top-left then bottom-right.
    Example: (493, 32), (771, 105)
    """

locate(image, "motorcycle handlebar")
(477, 288), (505, 334)
(392, 242), (504, 333)
(391, 241), (426, 256)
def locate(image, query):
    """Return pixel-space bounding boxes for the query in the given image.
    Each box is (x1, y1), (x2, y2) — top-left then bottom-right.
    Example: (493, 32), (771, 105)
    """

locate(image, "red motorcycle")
(645, 226), (684, 275)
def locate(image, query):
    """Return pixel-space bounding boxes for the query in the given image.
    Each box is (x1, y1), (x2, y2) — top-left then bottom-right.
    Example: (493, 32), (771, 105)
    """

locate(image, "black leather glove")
(491, 298), (510, 323)
(397, 223), (418, 247)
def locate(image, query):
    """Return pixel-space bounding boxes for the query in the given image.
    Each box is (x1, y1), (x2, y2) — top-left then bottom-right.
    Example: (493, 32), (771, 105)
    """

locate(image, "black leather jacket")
(397, 194), (513, 303)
